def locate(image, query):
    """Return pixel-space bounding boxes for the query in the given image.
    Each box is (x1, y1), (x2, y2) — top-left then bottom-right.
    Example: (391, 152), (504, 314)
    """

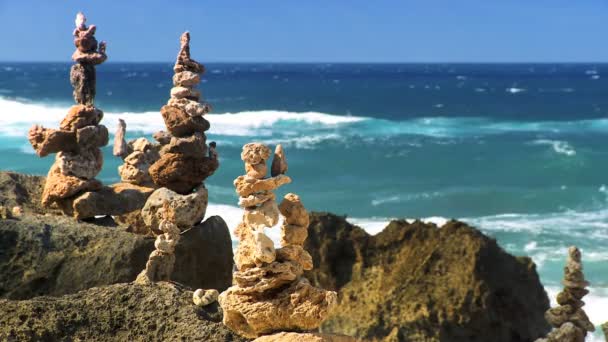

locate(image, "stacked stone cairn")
(536, 246), (595, 342)
(113, 119), (160, 187)
(27, 12), (108, 215)
(134, 32), (219, 283)
(218, 143), (337, 339)
(147, 31), (217, 195)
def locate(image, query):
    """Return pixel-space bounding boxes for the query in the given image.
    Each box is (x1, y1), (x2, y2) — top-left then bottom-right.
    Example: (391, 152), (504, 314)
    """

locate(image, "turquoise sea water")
(0, 63), (606, 337)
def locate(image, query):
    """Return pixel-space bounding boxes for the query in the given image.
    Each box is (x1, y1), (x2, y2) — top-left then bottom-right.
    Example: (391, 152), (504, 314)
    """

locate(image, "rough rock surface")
(304, 213), (551, 342)
(141, 186), (208, 233)
(0, 172), (48, 214)
(602, 322), (608, 341)
(0, 213), (233, 299)
(254, 332), (358, 342)
(0, 282), (247, 342)
(149, 153), (218, 194)
(69, 182), (155, 219)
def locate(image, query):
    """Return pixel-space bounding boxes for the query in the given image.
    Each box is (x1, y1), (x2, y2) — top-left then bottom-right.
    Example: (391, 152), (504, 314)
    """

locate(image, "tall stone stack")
(148, 31), (217, 195)
(134, 32), (219, 282)
(27, 12), (108, 213)
(218, 143), (337, 340)
(113, 119), (160, 187)
(536, 246), (595, 342)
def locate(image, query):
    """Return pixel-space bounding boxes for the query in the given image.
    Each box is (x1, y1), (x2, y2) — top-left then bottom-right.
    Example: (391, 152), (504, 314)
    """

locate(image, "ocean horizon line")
(2, 60), (608, 65)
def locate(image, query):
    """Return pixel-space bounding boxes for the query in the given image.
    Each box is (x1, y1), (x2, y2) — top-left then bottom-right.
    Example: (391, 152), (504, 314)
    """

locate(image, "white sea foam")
(546, 286), (608, 327)
(531, 139), (576, 156)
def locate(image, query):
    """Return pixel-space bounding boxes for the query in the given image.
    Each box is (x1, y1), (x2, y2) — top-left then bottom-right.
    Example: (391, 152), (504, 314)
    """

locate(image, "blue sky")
(1, 0), (607, 62)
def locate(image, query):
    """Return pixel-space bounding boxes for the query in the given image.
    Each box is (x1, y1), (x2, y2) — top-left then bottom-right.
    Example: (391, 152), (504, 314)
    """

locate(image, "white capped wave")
(2, 98), (608, 144)
(531, 139), (576, 156)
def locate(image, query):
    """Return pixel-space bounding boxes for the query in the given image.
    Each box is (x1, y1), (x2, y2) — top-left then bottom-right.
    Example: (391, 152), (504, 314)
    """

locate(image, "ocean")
(0, 62), (606, 338)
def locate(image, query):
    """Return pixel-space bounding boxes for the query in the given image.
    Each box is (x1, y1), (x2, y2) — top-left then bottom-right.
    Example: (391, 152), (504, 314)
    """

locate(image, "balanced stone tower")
(27, 12), (108, 214)
(536, 246), (595, 342)
(218, 143), (337, 339)
(135, 32), (219, 283)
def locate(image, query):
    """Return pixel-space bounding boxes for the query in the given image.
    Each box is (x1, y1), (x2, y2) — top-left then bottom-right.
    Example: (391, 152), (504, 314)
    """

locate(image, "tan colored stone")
(243, 200), (279, 230)
(60, 105), (103, 131)
(253, 332), (358, 342)
(173, 71), (200, 87)
(245, 162), (267, 179)
(141, 186), (208, 233)
(153, 131), (172, 145)
(170, 86), (201, 100)
(174, 31), (205, 74)
(69, 182), (155, 220)
(276, 245), (313, 270)
(113, 118), (128, 158)
(241, 143), (272, 164)
(41, 163), (102, 207)
(119, 152), (152, 185)
(193, 289), (219, 307)
(232, 261), (302, 294)
(280, 223), (308, 246)
(238, 191), (275, 208)
(11, 206), (23, 217)
(56, 149), (102, 180)
(271, 144), (288, 177)
(234, 175), (291, 197)
(160, 105), (210, 137)
(253, 231), (276, 265)
(167, 97), (210, 117)
(233, 222), (258, 270)
(279, 193), (309, 228)
(28, 125), (76, 157)
(130, 137), (155, 152)
(219, 278), (337, 338)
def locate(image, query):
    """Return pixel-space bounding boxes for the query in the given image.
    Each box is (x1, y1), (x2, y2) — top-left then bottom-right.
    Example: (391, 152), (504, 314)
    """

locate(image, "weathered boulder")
(0, 214), (234, 300)
(69, 182), (155, 219)
(0, 282), (247, 342)
(304, 213), (551, 342)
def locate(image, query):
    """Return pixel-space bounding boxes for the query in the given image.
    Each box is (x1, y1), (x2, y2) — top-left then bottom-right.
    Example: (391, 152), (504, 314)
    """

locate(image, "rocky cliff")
(0, 282), (246, 341)
(304, 213), (551, 342)
(0, 213), (233, 299)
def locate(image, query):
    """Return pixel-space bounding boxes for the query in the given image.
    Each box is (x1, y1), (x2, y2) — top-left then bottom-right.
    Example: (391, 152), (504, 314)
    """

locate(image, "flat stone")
(167, 98), (210, 117)
(60, 105), (103, 131)
(69, 182), (155, 219)
(173, 71), (200, 87)
(141, 186), (208, 233)
(234, 175), (291, 197)
(160, 105), (210, 137)
(232, 261), (302, 294)
(276, 245), (313, 270)
(170, 86), (201, 100)
(239, 191), (275, 208)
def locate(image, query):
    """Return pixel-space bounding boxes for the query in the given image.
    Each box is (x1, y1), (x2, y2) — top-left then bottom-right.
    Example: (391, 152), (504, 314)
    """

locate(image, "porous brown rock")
(149, 153), (218, 194)
(219, 143), (336, 339)
(0, 282), (247, 342)
(536, 246), (595, 342)
(27, 12), (108, 214)
(303, 213), (551, 342)
(160, 105), (210, 137)
(271, 144), (288, 177)
(114, 127), (161, 186)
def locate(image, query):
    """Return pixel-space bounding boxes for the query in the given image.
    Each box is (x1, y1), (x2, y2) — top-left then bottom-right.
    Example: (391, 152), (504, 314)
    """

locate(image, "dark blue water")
(0, 63), (607, 328)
